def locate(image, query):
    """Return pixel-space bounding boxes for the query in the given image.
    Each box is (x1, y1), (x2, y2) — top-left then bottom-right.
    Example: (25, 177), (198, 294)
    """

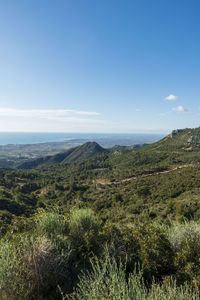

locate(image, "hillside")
(17, 127), (200, 172)
(61, 141), (107, 163)
(0, 134), (162, 163)
(2, 126), (200, 221)
(145, 127), (200, 152)
(2, 127), (200, 299)
(18, 142), (107, 169)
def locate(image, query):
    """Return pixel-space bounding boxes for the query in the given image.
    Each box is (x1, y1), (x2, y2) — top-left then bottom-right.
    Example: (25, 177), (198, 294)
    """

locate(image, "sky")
(0, 0), (200, 133)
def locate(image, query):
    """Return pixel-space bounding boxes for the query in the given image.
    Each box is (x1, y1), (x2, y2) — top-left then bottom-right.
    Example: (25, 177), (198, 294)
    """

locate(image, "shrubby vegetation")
(66, 251), (200, 300)
(1, 208), (200, 299)
(2, 128), (200, 298)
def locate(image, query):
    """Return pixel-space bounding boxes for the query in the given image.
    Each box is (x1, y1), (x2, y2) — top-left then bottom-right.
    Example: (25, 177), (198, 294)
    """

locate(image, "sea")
(0, 132), (166, 146)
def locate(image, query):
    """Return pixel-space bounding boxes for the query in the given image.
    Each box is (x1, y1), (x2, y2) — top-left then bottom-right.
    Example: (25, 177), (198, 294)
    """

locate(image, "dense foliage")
(2, 128), (200, 298)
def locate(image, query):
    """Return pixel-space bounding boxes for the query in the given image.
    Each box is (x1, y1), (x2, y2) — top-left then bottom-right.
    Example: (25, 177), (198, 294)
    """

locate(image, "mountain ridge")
(144, 127), (200, 152)
(18, 141), (107, 169)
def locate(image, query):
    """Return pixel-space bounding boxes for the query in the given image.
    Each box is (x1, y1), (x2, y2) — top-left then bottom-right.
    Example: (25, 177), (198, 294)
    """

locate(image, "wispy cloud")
(172, 106), (189, 113)
(165, 94), (179, 101)
(0, 107), (102, 123)
(135, 108), (141, 112)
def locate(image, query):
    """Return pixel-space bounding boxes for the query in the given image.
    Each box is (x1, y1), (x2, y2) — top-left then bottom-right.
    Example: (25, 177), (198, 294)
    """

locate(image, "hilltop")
(18, 142), (107, 169)
(146, 127), (200, 152)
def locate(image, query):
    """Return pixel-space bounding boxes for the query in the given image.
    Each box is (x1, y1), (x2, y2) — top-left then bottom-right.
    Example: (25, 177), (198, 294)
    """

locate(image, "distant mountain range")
(2, 127), (200, 170)
(17, 141), (152, 169)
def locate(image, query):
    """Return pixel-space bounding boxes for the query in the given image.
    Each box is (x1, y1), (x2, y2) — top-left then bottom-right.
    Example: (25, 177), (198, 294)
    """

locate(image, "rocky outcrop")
(170, 129), (183, 138)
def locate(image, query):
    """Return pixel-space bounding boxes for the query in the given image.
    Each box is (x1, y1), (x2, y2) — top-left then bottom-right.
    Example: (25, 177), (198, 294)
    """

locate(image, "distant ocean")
(0, 132), (166, 146)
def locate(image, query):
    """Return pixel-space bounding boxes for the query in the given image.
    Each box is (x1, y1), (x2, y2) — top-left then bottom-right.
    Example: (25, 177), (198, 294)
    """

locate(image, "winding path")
(94, 164), (194, 187)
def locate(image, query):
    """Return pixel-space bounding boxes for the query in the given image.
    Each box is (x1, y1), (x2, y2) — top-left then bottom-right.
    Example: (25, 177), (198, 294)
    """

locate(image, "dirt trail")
(94, 164), (194, 186)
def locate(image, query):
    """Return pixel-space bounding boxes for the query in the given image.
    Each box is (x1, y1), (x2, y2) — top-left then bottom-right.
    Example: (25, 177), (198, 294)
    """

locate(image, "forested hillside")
(2, 128), (200, 299)
(17, 142), (106, 169)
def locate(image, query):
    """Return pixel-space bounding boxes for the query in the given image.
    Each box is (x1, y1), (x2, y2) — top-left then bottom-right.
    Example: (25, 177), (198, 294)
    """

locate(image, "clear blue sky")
(0, 0), (200, 133)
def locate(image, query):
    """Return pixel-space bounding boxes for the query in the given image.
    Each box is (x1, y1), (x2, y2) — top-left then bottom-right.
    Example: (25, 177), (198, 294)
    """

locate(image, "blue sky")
(0, 0), (200, 133)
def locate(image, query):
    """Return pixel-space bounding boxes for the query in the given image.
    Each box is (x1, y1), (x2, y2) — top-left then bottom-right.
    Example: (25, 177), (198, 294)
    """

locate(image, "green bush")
(35, 209), (67, 237)
(102, 222), (140, 272)
(167, 222), (200, 287)
(138, 224), (174, 280)
(167, 221), (200, 252)
(65, 251), (200, 300)
(68, 208), (101, 255)
(0, 233), (73, 300)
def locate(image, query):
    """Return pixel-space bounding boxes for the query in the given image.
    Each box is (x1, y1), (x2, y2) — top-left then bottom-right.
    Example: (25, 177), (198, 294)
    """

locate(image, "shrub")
(167, 221), (200, 287)
(0, 233), (73, 300)
(167, 221), (200, 252)
(68, 208), (101, 255)
(65, 251), (200, 300)
(138, 224), (175, 280)
(102, 222), (140, 272)
(35, 209), (67, 237)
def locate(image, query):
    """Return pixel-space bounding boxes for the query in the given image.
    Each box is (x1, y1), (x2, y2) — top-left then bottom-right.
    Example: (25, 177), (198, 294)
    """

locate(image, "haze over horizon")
(0, 1), (200, 133)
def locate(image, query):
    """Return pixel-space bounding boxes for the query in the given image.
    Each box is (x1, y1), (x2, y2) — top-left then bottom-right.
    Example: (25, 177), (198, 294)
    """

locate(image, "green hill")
(61, 141), (107, 163)
(145, 127), (200, 152)
(18, 142), (107, 169)
(17, 127), (200, 172)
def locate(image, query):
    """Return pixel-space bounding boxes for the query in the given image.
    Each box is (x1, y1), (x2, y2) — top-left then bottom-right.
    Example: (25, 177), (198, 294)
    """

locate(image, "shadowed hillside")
(18, 142), (107, 169)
